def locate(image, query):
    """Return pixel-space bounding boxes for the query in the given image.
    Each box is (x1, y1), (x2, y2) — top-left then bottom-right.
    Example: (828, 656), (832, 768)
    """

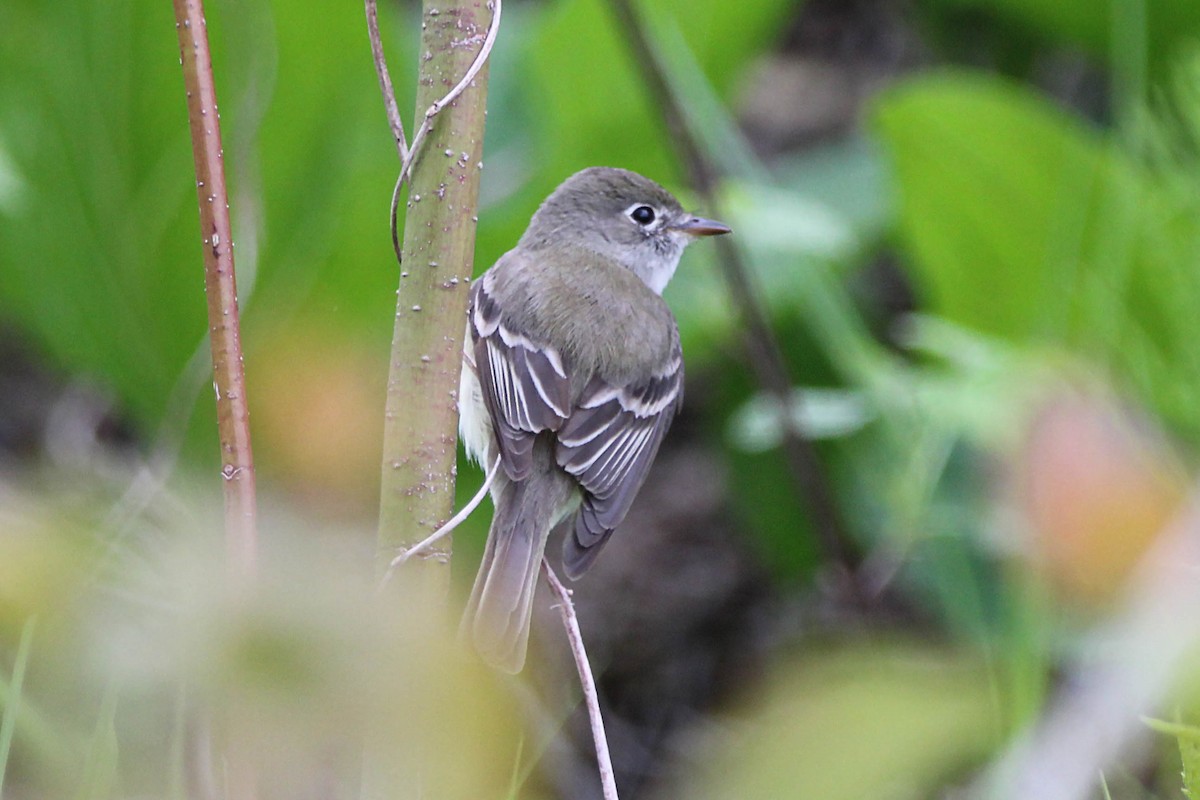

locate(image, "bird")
(458, 166), (730, 672)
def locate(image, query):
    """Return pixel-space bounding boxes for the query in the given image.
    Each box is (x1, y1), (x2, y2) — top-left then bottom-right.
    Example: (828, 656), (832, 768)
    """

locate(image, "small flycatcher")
(459, 166), (730, 672)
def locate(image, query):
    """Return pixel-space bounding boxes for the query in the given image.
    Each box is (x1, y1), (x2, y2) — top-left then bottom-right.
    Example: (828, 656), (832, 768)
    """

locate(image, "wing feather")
(557, 349), (683, 578)
(470, 277), (570, 481)
(467, 265), (683, 580)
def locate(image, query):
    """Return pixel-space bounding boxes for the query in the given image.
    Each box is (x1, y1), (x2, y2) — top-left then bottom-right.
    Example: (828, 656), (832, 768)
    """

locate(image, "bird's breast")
(539, 266), (677, 387)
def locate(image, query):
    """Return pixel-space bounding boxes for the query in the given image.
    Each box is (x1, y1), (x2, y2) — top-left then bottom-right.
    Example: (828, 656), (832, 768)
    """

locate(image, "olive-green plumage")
(459, 167), (730, 672)
(483, 247), (678, 390)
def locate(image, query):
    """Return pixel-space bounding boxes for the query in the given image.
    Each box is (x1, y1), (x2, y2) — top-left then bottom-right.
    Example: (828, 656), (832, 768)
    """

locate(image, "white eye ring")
(625, 203), (662, 229)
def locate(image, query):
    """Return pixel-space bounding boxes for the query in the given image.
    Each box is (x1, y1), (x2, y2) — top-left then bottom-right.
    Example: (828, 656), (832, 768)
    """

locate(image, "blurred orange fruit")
(1016, 393), (1188, 605)
(250, 325), (383, 519)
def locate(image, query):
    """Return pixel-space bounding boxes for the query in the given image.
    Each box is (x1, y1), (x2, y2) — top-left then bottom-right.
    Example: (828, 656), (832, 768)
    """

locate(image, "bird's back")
(481, 247), (678, 394)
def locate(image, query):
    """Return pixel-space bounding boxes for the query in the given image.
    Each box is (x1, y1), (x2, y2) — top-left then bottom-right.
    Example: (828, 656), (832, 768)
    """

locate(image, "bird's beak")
(671, 215), (732, 237)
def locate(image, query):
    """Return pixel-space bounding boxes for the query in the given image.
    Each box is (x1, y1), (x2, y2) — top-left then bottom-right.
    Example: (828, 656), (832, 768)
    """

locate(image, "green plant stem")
(0, 617), (35, 797)
(362, 4), (492, 797)
(374, 1), (492, 589)
(172, 0), (258, 588)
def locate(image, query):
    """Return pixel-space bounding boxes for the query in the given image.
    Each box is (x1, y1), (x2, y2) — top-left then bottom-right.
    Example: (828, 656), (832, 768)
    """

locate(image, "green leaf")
(873, 73), (1115, 341)
(0, 0), (415, 450)
(873, 71), (1200, 440)
(0, 0), (199, 426)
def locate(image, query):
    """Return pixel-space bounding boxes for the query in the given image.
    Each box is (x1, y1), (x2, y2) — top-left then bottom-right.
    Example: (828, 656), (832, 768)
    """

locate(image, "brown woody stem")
(172, 0), (258, 588)
(173, 2), (259, 798)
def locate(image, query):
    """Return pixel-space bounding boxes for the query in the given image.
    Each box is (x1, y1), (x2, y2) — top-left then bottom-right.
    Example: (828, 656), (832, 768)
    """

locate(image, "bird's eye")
(629, 205), (657, 226)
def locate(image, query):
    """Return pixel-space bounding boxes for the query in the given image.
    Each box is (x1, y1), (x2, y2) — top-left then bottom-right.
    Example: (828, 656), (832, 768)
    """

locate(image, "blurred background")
(3, 0), (1200, 797)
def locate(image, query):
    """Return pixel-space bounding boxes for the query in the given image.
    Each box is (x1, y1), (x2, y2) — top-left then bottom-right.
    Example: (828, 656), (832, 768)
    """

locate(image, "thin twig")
(378, 455), (501, 589)
(543, 561), (619, 800)
(173, 0), (258, 588)
(173, 4), (258, 799)
(387, 0), (503, 262)
(604, 0), (861, 586)
(365, 0), (408, 162)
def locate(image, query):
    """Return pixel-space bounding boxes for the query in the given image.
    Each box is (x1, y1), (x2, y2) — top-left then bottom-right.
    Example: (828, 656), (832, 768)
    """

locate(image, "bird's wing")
(469, 275), (571, 482)
(555, 344), (683, 578)
(470, 260), (683, 578)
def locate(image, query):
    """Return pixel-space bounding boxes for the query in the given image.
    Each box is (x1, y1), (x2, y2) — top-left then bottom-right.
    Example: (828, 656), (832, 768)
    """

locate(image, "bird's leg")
(378, 455), (501, 588)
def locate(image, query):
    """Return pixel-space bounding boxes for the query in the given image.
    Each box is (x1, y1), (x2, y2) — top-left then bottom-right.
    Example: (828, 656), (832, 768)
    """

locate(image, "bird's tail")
(462, 477), (557, 673)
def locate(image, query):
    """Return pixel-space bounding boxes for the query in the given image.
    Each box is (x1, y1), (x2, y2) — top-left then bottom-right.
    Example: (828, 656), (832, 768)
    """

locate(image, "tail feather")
(462, 480), (553, 673)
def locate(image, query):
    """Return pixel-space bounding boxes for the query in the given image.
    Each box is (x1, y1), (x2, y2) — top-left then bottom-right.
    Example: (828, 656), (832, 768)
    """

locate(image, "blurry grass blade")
(1184, 729), (1200, 798)
(0, 624), (78, 783)
(1177, 48), (1200, 143)
(0, 136), (23, 215)
(729, 388), (873, 452)
(503, 734), (524, 800)
(74, 681), (119, 800)
(789, 255), (898, 389)
(1144, 718), (1200, 798)
(1110, 0), (1148, 145)
(641, 13), (769, 185)
(1000, 572), (1053, 735)
(0, 616), (35, 796)
(531, 0), (790, 183)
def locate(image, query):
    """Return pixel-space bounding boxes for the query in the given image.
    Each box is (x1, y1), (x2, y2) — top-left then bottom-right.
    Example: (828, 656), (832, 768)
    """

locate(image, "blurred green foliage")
(0, 497), (521, 798)
(684, 642), (999, 800)
(3, 0), (1200, 796)
(874, 71), (1200, 442)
